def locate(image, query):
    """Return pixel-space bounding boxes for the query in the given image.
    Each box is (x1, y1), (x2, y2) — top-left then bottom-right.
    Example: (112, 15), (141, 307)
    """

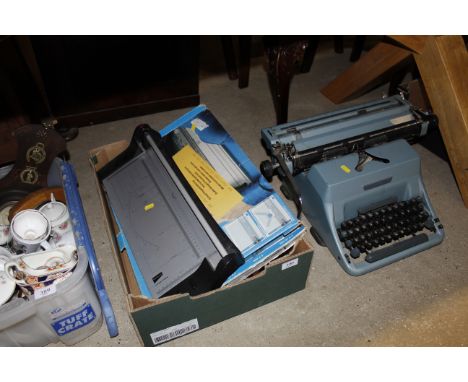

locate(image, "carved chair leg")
(265, 39), (308, 124)
(301, 36), (320, 73)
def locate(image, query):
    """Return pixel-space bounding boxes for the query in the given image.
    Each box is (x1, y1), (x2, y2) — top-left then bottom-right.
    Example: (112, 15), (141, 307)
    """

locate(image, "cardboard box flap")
(89, 140), (129, 172)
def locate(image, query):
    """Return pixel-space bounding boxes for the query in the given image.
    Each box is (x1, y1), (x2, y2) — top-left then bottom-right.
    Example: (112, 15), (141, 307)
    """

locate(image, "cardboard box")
(89, 140), (314, 346)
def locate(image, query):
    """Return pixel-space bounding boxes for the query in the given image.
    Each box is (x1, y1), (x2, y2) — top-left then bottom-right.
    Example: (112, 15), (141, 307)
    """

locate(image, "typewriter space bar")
(365, 234), (429, 263)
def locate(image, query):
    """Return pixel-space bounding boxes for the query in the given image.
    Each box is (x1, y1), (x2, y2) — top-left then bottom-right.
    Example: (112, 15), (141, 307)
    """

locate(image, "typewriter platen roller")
(260, 95), (444, 275)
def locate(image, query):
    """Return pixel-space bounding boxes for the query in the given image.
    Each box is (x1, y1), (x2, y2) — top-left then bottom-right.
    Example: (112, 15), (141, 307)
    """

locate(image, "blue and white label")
(51, 304), (96, 336)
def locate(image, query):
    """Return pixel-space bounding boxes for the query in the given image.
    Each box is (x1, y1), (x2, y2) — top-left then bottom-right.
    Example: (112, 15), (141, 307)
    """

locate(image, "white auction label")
(35, 284), (57, 300)
(281, 258), (299, 271)
(151, 318), (200, 345)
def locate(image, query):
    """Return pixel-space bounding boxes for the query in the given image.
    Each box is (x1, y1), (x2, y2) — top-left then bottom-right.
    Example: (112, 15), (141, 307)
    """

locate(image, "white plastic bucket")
(0, 247), (103, 346)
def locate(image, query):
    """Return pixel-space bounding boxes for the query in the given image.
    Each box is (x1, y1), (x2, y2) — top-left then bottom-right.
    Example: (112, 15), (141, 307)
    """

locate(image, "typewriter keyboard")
(337, 197), (440, 263)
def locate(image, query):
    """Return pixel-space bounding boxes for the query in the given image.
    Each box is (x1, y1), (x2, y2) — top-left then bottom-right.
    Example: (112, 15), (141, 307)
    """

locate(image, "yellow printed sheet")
(172, 145), (243, 220)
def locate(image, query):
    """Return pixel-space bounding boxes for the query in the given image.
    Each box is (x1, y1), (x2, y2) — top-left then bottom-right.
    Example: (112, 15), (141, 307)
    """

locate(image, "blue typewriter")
(260, 94), (444, 276)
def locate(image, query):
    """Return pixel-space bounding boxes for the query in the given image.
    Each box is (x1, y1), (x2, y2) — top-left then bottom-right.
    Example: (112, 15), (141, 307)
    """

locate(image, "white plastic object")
(0, 247), (103, 346)
(0, 162), (105, 346)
